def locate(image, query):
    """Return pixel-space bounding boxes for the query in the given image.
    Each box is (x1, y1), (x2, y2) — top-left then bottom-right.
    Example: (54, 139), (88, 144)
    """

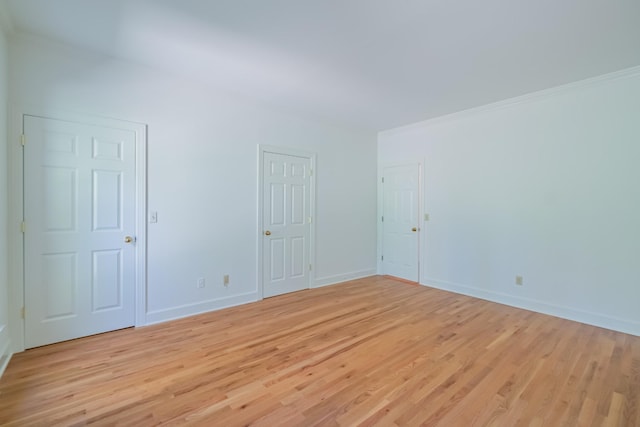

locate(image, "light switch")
(150, 211), (158, 223)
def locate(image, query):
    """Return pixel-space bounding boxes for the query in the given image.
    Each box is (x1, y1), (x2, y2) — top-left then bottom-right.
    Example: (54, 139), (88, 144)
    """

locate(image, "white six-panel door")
(382, 164), (420, 282)
(23, 115), (137, 348)
(262, 151), (311, 297)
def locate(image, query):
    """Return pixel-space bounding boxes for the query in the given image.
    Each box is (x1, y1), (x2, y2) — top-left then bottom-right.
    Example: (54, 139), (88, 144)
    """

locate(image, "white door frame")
(256, 145), (316, 299)
(377, 161), (424, 282)
(8, 107), (148, 352)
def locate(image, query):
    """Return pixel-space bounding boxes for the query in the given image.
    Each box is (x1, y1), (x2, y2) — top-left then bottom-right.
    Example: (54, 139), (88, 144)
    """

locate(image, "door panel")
(382, 164), (420, 282)
(43, 166), (77, 231)
(24, 115), (137, 348)
(270, 183), (285, 225)
(291, 185), (305, 224)
(270, 238), (286, 281)
(42, 252), (77, 319)
(93, 170), (122, 231)
(91, 249), (123, 311)
(262, 152), (311, 297)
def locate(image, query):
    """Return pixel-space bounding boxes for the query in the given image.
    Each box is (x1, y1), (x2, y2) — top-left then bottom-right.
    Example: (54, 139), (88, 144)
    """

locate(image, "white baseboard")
(0, 324), (12, 378)
(145, 291), (258, 325)
(423, 277), (640, 337)
(146, 269), (378, 325)
(313, 269), (377, 288)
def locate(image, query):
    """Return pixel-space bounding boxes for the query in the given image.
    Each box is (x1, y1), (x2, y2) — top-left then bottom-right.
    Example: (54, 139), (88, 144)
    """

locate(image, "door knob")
(124, 236), (134, 243)
(264, 230), (271, 236)
(411, 227), (417, 232)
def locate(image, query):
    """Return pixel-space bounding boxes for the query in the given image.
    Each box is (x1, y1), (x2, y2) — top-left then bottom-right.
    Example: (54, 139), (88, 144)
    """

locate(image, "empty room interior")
(0, 0), (639, 425)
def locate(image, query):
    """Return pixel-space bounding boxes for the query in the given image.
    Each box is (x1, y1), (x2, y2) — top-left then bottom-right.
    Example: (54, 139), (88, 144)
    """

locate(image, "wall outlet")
(223, 275), (230, 287)
(515, 275), (523, 286)
(197, 277), (205, 288)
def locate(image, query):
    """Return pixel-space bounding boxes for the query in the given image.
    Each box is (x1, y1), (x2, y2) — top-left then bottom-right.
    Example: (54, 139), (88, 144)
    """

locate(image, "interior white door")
(382, 164), (420, 282)
(262, 151), (311, 297)
(23, 115), (137, 348)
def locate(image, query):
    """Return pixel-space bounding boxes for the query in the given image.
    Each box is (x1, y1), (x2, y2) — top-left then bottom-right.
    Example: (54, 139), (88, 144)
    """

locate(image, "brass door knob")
(264, 230), (271, 236)
(124, 236), (134, 243)
(411, 227), (417, 232)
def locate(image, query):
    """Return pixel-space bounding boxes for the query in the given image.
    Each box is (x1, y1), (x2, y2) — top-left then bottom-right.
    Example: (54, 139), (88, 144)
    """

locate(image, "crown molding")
(380, 65), (640, 137)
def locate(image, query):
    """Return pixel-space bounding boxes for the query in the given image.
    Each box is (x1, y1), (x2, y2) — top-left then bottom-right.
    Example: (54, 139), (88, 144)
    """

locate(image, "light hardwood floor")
(1, 276), (638, 426)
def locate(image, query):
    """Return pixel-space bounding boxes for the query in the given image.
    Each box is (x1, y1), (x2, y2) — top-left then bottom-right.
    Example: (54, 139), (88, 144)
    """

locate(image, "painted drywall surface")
(9, 35), (377, 322)
(379, 71), (640, 335)
(0, 21), (11, 369)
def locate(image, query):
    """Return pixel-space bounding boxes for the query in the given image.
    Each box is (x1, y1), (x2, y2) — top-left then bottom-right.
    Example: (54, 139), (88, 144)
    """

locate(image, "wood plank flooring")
(1, 276), (639, 426)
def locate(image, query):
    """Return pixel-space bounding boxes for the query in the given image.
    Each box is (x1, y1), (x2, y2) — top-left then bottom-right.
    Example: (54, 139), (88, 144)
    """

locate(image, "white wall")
(379, 68), (640, 336)
(9, 35), (377, 341)
(0, 19), (11, 373)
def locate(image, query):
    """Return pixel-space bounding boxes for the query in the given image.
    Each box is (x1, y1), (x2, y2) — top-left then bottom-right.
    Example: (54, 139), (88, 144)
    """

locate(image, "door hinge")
(21, 307), (25, 319)
(20, 221), (26, 233)
(381, 177), (384, 183)
(309, 264), (312, 271)
(20, 134), (25, 146)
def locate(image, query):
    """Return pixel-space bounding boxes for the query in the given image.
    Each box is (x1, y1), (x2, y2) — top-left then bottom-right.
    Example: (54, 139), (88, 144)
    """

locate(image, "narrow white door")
(262, 151), (311, 297)
(382, 164), (420, 282)
(24, 115), (137, 348)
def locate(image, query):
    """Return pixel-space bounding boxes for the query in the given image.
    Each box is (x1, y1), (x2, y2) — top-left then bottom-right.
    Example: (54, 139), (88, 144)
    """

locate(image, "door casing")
(9, 108), (147, 352)
(257, 145), (316, 299)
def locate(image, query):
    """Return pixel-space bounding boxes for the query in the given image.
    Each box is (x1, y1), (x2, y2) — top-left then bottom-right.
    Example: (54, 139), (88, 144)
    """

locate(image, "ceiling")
(2, 0), (640, 130)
